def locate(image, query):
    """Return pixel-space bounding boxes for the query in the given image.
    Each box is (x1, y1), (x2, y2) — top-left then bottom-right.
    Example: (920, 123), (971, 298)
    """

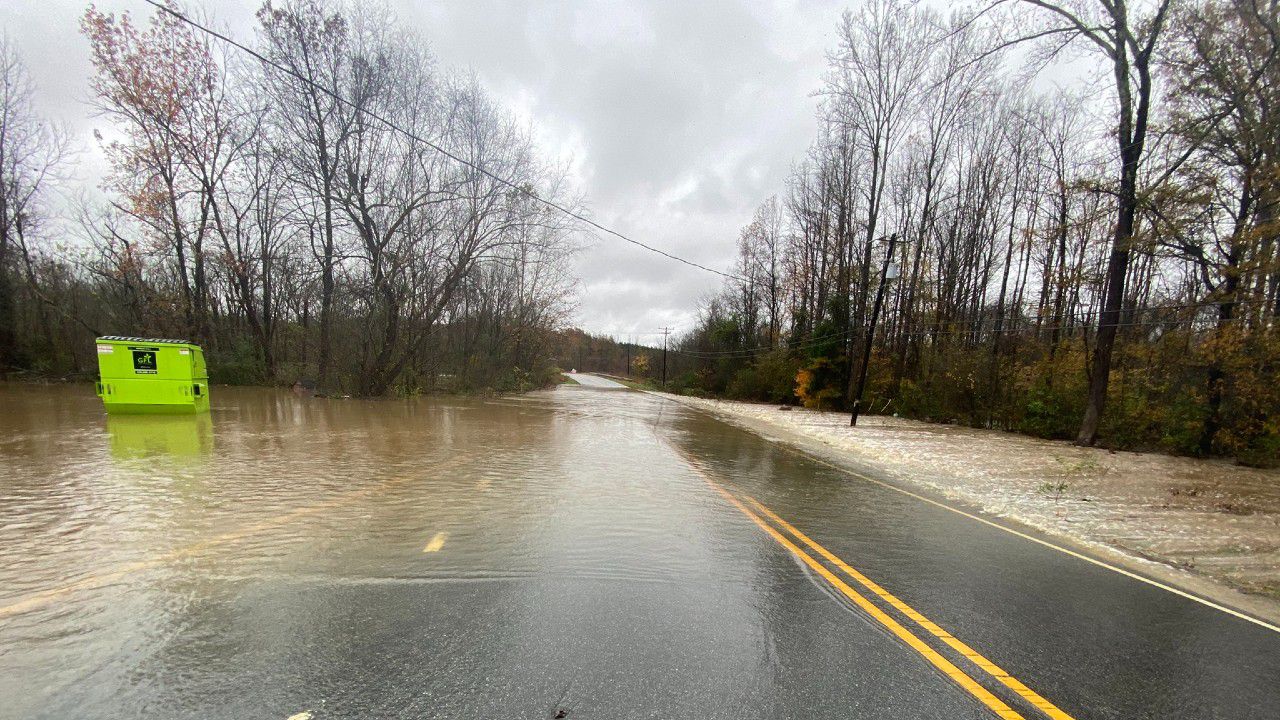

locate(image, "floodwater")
(1, 382), (1278, 719)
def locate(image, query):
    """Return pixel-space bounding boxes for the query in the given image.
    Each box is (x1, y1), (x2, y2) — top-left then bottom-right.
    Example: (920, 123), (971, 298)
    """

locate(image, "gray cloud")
(6, 0), (843, 339)
(410, 0), (839, 337)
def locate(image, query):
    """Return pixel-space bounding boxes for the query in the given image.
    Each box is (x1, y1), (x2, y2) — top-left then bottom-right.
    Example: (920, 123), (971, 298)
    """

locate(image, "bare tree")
(1003, 0), (1175, 444)
(256, 0), (357, 387)
(0, 34), (69, 368)
(826, 0), (935, 403)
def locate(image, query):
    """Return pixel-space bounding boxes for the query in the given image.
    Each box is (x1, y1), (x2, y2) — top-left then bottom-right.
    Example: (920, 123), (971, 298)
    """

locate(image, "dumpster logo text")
(131, 349), (158, 374)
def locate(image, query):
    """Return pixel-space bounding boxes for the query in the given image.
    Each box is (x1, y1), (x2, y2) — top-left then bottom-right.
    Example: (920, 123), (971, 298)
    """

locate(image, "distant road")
(564, 372), (627, 389)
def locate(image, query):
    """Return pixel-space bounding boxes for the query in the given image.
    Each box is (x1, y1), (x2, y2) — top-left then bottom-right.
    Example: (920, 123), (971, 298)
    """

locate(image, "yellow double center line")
(687, 459), (1074, 720)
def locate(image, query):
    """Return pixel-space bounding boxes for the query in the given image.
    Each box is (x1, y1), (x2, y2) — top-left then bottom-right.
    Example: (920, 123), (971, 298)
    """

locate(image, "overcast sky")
(5, 0), (873, 339)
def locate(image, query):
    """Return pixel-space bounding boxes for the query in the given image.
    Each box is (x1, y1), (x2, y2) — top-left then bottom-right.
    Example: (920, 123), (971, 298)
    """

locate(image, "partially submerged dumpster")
(95, 336), (209, 414)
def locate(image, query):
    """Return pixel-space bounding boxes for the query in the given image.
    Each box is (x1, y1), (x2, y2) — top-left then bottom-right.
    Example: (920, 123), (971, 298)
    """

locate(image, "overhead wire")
(669, 327), (858, 358)
(140, 0), (1275, 346)
(138, 0), (746, 284)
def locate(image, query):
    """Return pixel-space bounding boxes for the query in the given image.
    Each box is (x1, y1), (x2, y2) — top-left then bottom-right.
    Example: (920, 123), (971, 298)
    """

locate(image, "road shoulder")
(652, 392), (1280, 629)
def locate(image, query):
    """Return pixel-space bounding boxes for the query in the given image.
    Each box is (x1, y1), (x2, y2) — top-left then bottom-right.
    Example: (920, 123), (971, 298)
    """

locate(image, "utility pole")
(850, 234), (898, 427)
(625, 336), (632, 377)
(661, 327), (670, 389)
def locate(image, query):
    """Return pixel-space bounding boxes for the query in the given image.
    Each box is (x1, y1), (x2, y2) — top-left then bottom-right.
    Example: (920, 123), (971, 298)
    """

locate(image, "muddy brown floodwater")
(2, 381), (1279, 720)
(668, 395), (1280, 611)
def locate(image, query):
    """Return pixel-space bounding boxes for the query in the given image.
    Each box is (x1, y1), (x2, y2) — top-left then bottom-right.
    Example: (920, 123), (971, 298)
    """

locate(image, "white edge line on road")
(805, 451), (1280, 635)
(652, 392), (1280, 635)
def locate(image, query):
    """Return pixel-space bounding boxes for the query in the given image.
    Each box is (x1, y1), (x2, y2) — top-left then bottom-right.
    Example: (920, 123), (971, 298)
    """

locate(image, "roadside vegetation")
(661, 0), (1280, 466)
(2, 0), (1276, 463)
(0, 1), (578, 396)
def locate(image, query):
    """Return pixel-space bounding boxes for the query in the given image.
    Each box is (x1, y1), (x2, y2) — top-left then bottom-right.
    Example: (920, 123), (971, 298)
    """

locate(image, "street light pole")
(850, 233), (898, 427)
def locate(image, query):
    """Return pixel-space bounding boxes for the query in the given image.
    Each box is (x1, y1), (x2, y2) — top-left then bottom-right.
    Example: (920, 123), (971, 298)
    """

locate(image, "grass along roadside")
(591, 373), (658, 391)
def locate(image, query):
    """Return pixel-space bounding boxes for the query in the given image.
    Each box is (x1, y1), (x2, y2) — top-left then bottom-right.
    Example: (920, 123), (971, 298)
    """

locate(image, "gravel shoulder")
(658, 393), (1280, 627)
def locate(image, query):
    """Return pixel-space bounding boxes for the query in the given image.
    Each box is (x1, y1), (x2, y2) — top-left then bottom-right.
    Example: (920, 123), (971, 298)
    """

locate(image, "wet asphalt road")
(1, 381), (1278, 719)
(562, 372), (626, 389)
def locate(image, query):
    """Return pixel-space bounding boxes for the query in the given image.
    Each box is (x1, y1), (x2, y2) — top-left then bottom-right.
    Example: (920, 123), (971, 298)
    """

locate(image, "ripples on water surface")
(0, 382), (779, 718)
(6, 382), (1276, 720)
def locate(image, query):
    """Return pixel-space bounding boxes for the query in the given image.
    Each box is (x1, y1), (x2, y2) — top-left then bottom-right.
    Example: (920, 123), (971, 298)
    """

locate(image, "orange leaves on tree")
(81, 2), (222, 229)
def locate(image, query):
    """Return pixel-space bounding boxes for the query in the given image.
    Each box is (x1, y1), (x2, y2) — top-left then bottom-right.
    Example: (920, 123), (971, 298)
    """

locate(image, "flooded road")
(562, 372), (626, 389)
(1, 382), (1278, 719)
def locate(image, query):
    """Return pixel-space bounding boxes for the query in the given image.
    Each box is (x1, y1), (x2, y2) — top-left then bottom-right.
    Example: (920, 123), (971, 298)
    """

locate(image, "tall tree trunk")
(1200, 185), (1252, 454)
(1076, 1), (1163, 445)
(0, 232), (14, 369)
(318, 196), (336, 388)
(1077, 144), (1139, 444)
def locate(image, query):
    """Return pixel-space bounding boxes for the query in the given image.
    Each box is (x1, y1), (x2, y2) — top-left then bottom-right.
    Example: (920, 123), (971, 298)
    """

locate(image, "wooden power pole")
(850, 234), (898, 427)
(661, 327), (670, 389)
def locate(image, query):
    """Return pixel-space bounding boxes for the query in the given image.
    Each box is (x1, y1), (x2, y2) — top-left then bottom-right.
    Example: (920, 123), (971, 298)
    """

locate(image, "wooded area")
(0, 1), (577, 395)
(1, 0), (1277, 463)
(667, 0), (1280, 464)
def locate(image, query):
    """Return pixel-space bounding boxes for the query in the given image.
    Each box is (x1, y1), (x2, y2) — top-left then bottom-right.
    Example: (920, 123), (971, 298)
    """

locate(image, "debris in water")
(669, 395), (1280, 605)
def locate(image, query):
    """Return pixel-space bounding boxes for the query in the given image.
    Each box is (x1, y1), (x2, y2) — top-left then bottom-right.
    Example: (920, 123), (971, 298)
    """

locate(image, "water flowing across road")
(563, 372), (627, 388)
(1, 382), (1277, 719)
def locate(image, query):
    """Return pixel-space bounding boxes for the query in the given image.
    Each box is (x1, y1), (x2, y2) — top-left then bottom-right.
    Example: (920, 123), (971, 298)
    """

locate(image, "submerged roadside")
(656, 393), (1280, 627)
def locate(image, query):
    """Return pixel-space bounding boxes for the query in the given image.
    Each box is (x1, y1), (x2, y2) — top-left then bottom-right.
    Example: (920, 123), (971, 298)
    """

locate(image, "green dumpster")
(95, 336), (210, 414)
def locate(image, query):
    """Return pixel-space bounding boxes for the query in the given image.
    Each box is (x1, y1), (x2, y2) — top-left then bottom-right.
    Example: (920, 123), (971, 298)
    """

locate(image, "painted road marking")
(423, 531), (448, 553)
(745, 495), (1074, 720)
(286, 712), (312, 720)
(788, 447), (1280, 635)
(654, 392), (1280, 635)
(677, 455), (1026, 720)
(0, 458), (469, 620)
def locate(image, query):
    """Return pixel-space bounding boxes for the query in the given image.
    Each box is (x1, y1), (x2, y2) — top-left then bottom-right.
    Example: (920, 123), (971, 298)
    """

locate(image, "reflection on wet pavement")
(0, 384), (983, 718)
(1, 382), (1277, 719)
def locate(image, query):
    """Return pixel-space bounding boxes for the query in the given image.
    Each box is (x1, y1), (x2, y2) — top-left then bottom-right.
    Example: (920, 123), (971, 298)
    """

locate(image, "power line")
(668, 327), (857, 358)
(585, 330), (670, 337)
(138, 0), (745, 284)
(871, 298), (1267, 337)
(892, 311), (1262, 339)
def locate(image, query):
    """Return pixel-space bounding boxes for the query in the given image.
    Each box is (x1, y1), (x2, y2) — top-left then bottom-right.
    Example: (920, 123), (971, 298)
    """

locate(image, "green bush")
(896, 377), (956, 423)
(207, 341), (268, 385)
(726, 350), (801, 403)
(1019, 393), (1081, 440)
(1237, 428), (1280, 468)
